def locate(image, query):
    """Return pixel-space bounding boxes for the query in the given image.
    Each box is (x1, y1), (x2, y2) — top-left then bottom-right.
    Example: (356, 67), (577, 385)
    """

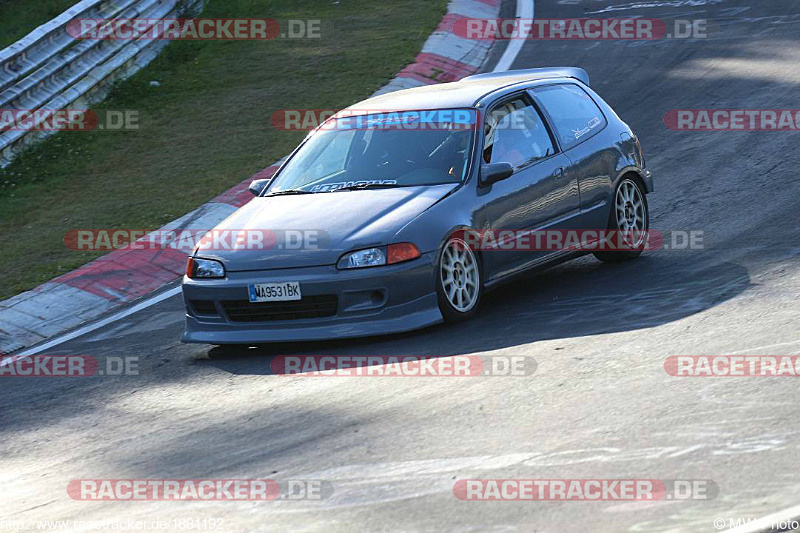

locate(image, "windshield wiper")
(331, 183), (399, 192)
(265, 189), (315, 196)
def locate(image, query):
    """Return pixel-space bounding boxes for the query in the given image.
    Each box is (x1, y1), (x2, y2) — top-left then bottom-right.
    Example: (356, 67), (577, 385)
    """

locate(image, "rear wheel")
(437, 237), (482, 322)
(594, 177), (649, 263)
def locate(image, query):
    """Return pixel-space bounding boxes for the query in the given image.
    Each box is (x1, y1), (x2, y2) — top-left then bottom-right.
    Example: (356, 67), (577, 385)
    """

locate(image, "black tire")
(594, 177), (649, 263)
(436, 236), (483, 322)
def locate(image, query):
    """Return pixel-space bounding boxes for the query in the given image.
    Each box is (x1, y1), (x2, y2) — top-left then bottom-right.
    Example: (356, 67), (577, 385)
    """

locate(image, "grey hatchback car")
(181, 67), (653, 345)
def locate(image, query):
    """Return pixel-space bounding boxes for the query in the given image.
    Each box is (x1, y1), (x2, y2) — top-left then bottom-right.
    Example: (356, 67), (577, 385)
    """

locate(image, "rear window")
(532, 84), (606, 150)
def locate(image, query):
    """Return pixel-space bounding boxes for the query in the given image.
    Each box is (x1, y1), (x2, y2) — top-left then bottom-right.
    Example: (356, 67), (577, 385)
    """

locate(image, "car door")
(479, 93), (581, 280)
(530, 83), (616, 230)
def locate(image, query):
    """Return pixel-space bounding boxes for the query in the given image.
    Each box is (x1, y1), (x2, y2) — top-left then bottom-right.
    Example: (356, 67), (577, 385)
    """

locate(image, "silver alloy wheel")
(441, 238), (479, 313)
(615, 179), (647, 247)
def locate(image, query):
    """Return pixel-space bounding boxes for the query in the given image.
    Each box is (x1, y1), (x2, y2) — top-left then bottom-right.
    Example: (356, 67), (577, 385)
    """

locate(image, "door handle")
(553, 167), (565, 179)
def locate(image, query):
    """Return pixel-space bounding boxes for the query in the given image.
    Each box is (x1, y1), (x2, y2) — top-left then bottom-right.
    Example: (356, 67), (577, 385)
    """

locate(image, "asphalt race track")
(5, 0), (800, 531)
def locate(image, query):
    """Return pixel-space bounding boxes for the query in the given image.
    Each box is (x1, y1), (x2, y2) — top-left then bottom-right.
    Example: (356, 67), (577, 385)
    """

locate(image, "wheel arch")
(614, 167), (651, 194)
(436, 226), (486, 278)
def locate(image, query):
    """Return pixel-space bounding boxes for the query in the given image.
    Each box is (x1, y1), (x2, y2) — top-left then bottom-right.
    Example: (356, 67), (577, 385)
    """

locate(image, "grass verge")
(0, 0), (448, 300)
(0, 0), (81, 49)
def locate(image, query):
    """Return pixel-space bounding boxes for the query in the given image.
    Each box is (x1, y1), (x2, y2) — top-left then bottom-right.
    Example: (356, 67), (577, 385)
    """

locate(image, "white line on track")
(2, 1), (535, 362)
(2, 286), (181, 361)
(493, 0), (535, 72)
(726, 340), (800, 356)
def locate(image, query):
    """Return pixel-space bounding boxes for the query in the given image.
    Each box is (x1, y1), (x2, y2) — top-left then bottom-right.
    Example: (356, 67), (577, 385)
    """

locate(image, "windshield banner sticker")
(310, 180), (398, 192)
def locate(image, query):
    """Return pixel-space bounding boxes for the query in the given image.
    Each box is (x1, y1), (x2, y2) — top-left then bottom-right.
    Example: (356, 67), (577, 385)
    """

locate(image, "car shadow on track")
(200, 255), (751, 376)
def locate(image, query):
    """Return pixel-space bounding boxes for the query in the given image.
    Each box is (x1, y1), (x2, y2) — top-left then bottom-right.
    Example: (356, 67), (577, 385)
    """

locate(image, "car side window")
(532, 84), (607, 150)
(483, 97), (555, 167)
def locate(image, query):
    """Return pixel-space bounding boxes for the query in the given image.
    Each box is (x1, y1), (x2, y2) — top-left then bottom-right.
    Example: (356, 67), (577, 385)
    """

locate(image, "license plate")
(248, 282), (302, 302)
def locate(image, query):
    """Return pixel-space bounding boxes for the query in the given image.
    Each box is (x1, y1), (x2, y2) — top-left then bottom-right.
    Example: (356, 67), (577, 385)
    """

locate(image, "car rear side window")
(532, 84), (606, 150)
(483, 97), (555, 167)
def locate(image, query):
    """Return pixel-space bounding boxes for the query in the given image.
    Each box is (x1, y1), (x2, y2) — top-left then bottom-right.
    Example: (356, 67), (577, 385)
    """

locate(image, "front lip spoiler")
(181, 294), (443, 344)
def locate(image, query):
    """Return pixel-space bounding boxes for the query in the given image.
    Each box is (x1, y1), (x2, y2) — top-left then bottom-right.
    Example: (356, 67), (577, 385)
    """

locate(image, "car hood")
(201, 184), (457, 271)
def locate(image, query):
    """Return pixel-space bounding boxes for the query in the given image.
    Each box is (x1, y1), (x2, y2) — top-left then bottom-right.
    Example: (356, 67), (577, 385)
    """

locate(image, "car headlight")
(186, 257), (225, 279)
(337, 247), (386, 269)
(337, 243), (420, 269)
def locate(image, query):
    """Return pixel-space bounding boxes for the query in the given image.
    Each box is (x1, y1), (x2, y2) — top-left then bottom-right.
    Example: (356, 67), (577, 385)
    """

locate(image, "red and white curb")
(0, 0), (510, 354)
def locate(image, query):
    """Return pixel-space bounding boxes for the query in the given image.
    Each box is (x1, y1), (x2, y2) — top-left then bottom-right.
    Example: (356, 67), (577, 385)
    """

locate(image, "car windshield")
(268, 109), (476, 193)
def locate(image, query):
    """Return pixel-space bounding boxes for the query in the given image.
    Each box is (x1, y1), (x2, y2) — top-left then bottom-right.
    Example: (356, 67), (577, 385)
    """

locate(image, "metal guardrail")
(0, 0), (204, 167)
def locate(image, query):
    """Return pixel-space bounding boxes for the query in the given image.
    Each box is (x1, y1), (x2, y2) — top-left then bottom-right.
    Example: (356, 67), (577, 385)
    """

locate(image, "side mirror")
(480, 162), (514, 186)
(249, 178), (272, 196)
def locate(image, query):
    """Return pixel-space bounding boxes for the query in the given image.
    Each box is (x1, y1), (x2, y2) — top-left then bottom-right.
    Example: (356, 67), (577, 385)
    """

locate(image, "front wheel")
(594, 177), (649, 263)
(436, 237), (483, 322)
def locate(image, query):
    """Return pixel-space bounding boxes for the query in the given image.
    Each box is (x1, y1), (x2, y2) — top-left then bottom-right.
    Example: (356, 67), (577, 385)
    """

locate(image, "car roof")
(345, 67), (590, 113)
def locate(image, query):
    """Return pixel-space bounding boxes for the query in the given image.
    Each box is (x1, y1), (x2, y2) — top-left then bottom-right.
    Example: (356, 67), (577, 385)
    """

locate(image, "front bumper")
(180, 251), (442, 344)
